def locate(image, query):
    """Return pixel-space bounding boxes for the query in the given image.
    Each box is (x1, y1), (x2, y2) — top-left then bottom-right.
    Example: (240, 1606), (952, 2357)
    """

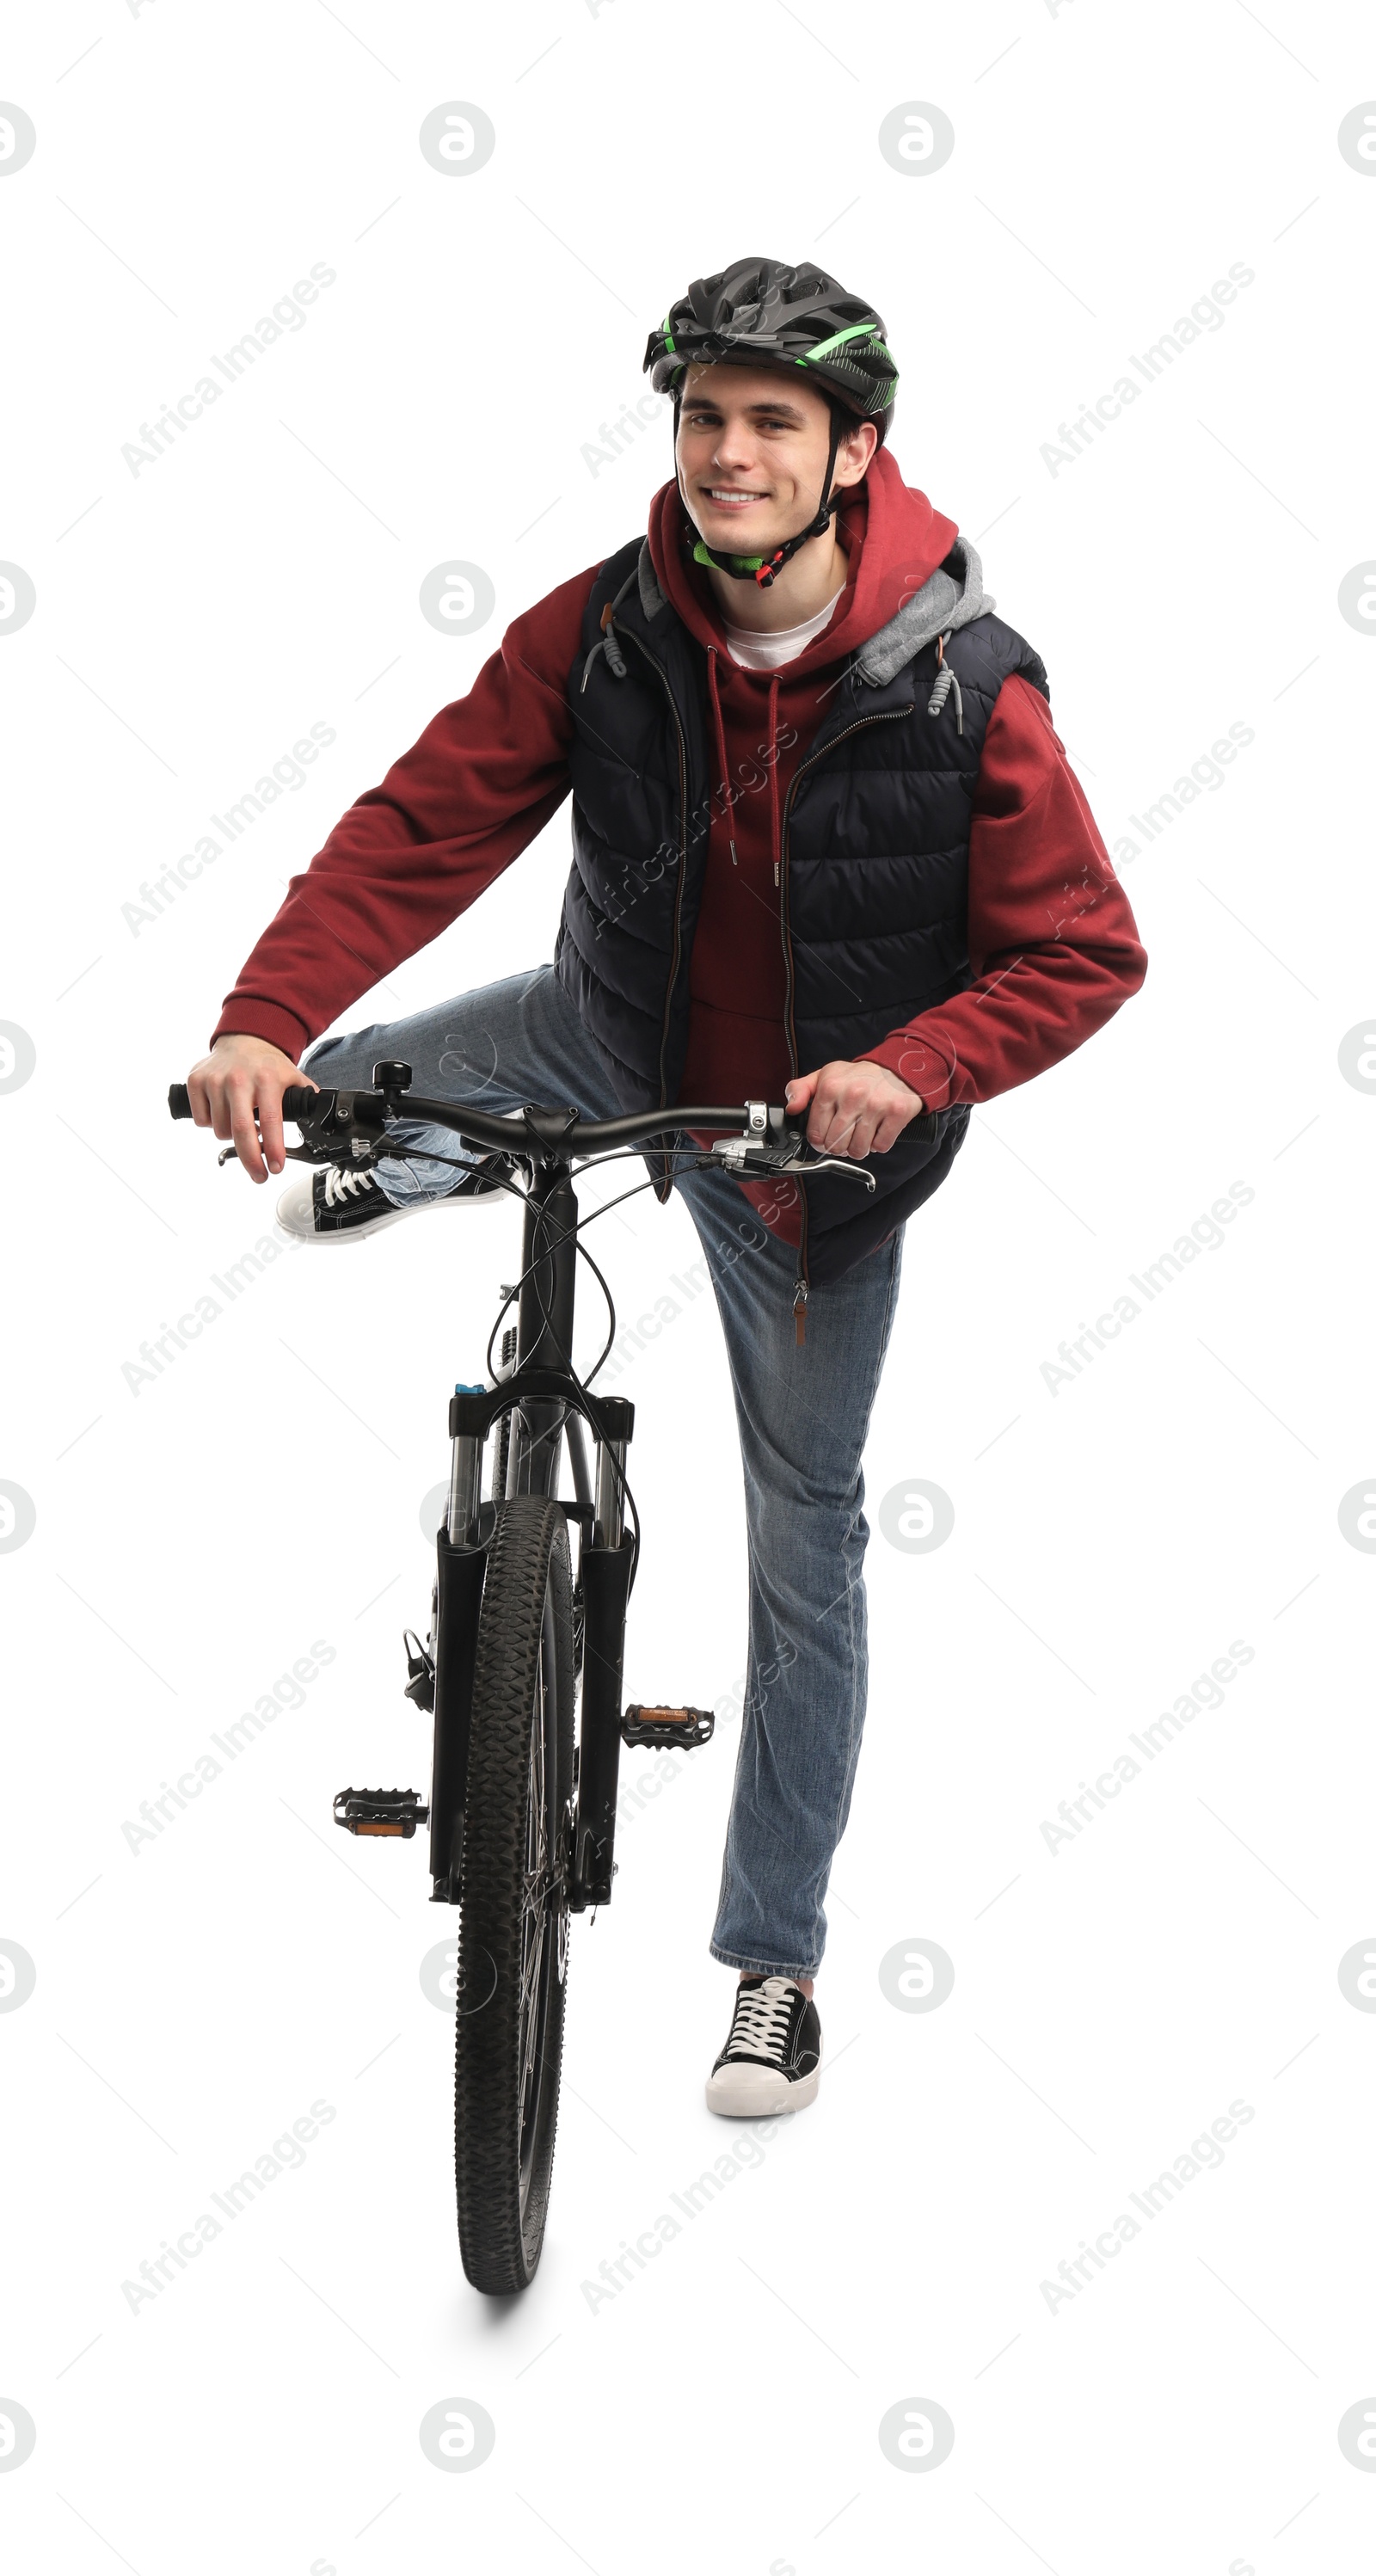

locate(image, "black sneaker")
(275, 1160), (505, 1245)
(705, 1974), (821, 2117)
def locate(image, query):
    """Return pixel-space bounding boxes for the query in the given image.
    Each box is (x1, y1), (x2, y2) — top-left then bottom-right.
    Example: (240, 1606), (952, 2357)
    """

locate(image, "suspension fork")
(436, 1144), (637, 1912)
(427, 1524), (486, 1903)
(571, 1391), (634, 1912)
(433, 1377), (493, 1902)
(510, 1155), (636, 1909)
(431, 1159), (579, 1900)
(570, 1552), (633, 1909)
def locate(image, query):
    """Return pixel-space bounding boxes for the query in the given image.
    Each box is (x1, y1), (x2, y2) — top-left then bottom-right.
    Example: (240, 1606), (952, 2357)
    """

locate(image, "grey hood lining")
(634, 531), (991, 683)
(855, 537), (992, 687)
(637, 541), (667, 621)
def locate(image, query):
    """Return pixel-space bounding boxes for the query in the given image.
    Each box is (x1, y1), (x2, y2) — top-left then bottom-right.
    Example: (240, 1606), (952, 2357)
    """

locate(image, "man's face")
(674, 362), (875, 556)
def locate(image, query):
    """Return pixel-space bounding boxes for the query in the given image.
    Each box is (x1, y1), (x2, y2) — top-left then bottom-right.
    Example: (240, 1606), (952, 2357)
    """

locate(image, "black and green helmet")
(644, 256), (898, 440)
(643, 257), (898, 587)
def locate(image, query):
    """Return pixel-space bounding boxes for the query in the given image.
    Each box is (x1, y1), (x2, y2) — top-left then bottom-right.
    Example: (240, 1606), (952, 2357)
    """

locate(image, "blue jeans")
(304, 967), (904, 1980)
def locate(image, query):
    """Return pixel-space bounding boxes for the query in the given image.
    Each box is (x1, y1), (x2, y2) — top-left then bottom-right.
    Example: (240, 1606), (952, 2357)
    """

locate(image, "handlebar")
(166, 1066), (921, 1189)
(168, 1079), (804, 1153)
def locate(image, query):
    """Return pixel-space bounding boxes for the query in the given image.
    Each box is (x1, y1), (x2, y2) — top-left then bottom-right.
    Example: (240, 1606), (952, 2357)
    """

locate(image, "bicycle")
(169, 1059), (885, 2291)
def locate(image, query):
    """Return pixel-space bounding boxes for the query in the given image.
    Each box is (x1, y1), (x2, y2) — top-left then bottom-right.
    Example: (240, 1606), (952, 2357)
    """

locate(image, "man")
(187, 259), (1146, 2118)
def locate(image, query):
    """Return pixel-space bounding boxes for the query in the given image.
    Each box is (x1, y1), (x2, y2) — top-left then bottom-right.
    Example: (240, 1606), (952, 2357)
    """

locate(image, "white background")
(3, 2), (1374, 2569)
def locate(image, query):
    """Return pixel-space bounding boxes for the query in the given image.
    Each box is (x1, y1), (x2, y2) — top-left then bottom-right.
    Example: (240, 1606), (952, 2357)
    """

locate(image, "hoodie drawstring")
(765, 670), (808, 1342)
(707, 656), (783, 878)
(580, 596), (630, 692)
(706, 648), (739, 865)
(927, 630), (964, 734)
(765, 673), (782, 888)
(709, 657), (804, 1332)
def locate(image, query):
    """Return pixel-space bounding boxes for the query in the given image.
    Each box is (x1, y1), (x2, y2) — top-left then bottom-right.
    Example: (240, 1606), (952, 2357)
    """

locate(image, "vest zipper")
(778, 701), (913, 1345)
(608, 618), (691, 1200)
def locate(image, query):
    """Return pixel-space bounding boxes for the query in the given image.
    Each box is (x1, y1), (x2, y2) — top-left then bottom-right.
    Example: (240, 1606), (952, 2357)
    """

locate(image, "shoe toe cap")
(273, 1177), (318, 1239)
(705, 2059), (812, 2117)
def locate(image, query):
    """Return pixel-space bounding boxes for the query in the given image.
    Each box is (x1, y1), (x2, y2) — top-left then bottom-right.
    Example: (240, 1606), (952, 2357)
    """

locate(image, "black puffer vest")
(554, 532), (1049, 1285)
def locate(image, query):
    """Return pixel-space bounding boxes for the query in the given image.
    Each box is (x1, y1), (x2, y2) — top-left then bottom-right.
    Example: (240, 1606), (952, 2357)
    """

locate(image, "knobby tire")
(454, 1496), (574, 2293)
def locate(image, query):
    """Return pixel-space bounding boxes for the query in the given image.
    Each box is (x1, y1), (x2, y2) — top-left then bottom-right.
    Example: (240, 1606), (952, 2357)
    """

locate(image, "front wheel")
(454, 1496), (574, 2292)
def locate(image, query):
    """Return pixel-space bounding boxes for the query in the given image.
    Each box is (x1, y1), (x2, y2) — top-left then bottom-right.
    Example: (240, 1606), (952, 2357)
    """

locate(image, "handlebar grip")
(169, 1079), (327, 1127)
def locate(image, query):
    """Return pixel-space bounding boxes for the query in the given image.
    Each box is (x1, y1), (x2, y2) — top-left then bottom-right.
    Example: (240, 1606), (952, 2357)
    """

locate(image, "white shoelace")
(321, 1165), (379, 1208)
(724, 1977), (796, 2063)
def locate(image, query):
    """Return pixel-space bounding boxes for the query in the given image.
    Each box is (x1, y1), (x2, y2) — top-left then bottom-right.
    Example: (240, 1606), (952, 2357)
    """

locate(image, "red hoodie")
(654, 454), (960, 1114)
(213, 452), (1146, 1245)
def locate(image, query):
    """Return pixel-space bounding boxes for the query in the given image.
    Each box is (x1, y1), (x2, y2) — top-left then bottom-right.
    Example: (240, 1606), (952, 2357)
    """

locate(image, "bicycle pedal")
(333, 1786), (429, 1838)
(620, 1705), (715, 1750)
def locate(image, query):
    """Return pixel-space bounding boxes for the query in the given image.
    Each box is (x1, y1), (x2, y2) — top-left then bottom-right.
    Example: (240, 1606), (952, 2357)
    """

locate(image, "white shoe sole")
(273, 1178), (506, 1246)
(704, 2063), (820, 2118)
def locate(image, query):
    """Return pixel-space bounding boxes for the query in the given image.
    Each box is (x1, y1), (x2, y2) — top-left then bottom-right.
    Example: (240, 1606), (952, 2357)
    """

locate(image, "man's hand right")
(186, 1033), (318, 1184)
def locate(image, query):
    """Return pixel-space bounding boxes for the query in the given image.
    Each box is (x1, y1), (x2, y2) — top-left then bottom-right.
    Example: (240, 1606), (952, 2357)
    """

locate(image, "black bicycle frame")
(427, 1148), (636, 1914)
(165, 1067), (880, 1915)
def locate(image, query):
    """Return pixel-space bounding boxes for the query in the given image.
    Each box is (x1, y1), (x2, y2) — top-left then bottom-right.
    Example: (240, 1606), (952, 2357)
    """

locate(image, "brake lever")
(217, 1119), (386, 1173)
(709, 1138), (876, 1193)
(792, 1153), (877, 1191)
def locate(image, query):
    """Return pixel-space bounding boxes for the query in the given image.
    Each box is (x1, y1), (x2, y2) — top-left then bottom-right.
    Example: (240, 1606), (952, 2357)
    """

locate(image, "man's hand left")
(784, 1060), (925, 1159)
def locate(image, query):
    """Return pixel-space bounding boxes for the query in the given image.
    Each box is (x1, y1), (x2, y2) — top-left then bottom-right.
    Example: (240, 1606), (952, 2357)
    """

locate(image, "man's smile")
(701, 485), (772, 509)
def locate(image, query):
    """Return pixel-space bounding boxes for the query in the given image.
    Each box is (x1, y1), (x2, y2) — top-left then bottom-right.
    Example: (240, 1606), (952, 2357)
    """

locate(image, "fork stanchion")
(593, 1434), (627, 1548)
(447, 1430), (483, 1545)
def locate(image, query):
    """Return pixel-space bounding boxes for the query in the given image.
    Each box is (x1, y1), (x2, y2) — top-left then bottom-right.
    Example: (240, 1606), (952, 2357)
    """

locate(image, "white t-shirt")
(722, 590), (841, 671)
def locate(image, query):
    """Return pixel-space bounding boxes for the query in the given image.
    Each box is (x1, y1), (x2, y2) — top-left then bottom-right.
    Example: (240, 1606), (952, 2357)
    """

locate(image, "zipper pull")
(792, 1277), (808, 1347)
(773, 858), (780, 886)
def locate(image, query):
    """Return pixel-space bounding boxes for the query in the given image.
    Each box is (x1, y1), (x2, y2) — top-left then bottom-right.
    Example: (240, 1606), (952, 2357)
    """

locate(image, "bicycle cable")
(350, 1124), (804, 1589)
(372, 1140), (729, 1588)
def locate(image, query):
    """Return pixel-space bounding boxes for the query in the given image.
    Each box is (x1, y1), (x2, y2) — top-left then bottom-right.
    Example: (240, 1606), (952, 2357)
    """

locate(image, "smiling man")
(186, 258), (1146, 2118)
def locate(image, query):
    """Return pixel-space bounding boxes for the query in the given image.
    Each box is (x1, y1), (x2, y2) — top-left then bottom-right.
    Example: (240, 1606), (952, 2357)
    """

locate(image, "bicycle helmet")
(644, 256), (899, 586)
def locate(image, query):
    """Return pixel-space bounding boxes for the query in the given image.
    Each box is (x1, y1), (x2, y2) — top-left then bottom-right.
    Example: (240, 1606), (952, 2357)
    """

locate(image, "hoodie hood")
(645, 445), (981, 682)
